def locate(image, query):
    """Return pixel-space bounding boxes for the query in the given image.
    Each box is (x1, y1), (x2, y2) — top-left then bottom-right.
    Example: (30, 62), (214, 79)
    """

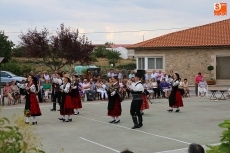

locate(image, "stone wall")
(134, 47), (230, 85)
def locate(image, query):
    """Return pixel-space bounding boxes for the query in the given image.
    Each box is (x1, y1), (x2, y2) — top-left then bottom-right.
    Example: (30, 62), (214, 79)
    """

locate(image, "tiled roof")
(129, 18), (230, 48)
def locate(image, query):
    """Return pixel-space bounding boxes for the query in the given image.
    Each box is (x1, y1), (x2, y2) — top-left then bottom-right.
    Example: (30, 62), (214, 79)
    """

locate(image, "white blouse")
(60, 82), (71, 93)
(17, 83), (36, 93)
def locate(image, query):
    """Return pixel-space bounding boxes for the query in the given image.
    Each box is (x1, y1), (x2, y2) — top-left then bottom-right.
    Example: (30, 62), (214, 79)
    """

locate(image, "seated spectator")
(160, 78), (170, 98)
(107, 69), (114, 78)
(93, 69), (100, 82)
(89, 78), (96, 100)
(128, 70), (135, 79)
(143, 79), (153, 98)
(43, 71), (51, 83)
(43, 80), (52, 102)
(183, 78), (190, 97)
(198, 78), (207, 97)
(3, 82), (13, 105)
(10, 80), (20, 104)
(178, 79), (185, 96)
(151, 78), (159, 99)
(95, 79), (108, 100)
(188, 143), (205, 153)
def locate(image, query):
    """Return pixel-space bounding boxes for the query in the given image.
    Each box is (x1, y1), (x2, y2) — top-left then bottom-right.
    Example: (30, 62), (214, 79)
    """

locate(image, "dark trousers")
(130, 99), (143, 117)
(53, 91), (62, 105)
(37, 88), (44, 103)
(195, 83), (198, 96)
(153, 88), (160, 98)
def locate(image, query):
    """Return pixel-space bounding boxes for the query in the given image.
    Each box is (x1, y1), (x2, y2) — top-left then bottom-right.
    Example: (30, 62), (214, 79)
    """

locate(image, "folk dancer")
(71, 75), (82, 115)
(127, 73), (144, 129)
(107, 76), (122, 124)
(17, 75), (42, 125)
(58, 75), (74, 122)
(140, 93), (149, 115)
(50, 73), (63, 111)
(167, 73), (184, 112)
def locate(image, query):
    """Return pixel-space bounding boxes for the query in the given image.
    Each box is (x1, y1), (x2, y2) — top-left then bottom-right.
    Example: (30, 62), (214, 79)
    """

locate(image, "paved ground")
(1, 92), (230, 153)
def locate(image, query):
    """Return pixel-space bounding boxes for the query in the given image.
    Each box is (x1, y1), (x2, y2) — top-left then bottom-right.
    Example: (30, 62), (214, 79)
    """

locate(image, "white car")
(0, 70), (27, 86)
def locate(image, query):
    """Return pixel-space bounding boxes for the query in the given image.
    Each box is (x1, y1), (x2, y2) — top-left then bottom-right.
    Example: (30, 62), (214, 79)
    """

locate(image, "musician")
(50, 73), (63, 111)
(58, 75), (74, 122)
(17, 75), (41, 125)
(127, 73), (144, 129)
(71, 75), (82, 115)
(107, 76), (122, 124)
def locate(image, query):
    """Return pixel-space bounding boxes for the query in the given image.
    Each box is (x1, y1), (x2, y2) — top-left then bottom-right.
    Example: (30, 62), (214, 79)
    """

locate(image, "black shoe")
(132, 124), (140, 129)
(74, 112), (79, 115)
(64, 120), (69, 122)
(109, 120), (115, 123)
(141, 112), (144, 115)
(167, 109), (173, 112)
(175, 109), (180, 112)
(139, 123), (143, 127)
(32, 121), (37, 125)
(50, 109), (56, 111)
(114, 120), (120, 123)
(58, 118), (64, 121)
(25, 122), (29, 124)
(68, 118), (72, 122)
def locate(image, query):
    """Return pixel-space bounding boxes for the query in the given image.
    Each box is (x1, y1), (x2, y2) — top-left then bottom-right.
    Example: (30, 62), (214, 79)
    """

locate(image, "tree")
(93, 45), (107, 58)
(12, 46), (25, 57)
(0, 31), (14, 62)
(106, 49), (121, 67)
(19, 24), (94, 71)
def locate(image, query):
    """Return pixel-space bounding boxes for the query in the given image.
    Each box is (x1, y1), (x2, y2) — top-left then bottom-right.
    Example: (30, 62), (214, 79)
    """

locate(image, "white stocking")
(33, 116), (36, 122)
(26, 117), (30, 122)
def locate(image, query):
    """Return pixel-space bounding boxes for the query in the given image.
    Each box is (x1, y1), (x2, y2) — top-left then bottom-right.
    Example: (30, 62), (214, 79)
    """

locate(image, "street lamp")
(0, 57), (5, 96)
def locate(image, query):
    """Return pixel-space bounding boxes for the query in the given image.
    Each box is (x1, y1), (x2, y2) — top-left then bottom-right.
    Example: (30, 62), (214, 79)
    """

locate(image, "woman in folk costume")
(17, 75), (41, 125)
(167, 73), (184, 112)
(58, 75), (74, 122)
(107, 76), (122, 124)
(140, 93), (149, 115)
(71, 75), (82, 115)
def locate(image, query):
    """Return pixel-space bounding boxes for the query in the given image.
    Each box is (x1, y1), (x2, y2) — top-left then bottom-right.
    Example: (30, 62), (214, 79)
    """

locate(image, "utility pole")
(143, 35), (144, 41)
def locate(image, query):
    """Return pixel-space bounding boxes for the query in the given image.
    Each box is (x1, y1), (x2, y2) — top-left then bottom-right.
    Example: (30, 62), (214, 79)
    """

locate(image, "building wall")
(107, 47), (128, 59)
(134, 47), (230, 85)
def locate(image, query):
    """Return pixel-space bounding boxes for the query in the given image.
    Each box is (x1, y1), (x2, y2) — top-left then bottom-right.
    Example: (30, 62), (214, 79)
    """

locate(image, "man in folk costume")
(128, 73), (144, 129)
(17, 75), (42, 125)
(58, 75), (74, 122)
(50, 73), (63, 111)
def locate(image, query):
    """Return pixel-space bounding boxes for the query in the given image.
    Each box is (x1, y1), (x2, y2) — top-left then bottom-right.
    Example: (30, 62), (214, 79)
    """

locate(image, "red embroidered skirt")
(27, 93), (42, 116)
(72, 95), (82, 109)
(170, 91), (184, 108)
(60, 95), (74, 115)
(108, 95), (122, 117)
(141, 94), (149, 110)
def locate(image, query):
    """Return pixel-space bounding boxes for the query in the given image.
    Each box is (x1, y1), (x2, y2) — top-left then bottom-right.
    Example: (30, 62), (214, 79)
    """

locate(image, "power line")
(4, 26), (192, 34)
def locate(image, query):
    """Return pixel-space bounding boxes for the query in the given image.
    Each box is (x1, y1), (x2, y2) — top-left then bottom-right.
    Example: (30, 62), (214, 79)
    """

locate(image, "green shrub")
(116, 63), (136, 70)
(206, 119), (230, 153)
(0, 115), (45, 153)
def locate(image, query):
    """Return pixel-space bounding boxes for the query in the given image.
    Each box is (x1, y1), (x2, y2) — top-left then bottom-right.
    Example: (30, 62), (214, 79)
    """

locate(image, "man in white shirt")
(144, 70), (148, 80)
(107, 69), (114, 78)
(150, 70), (158, 80)
(128, 70), (135, 79)
(128, 73), (144, 129)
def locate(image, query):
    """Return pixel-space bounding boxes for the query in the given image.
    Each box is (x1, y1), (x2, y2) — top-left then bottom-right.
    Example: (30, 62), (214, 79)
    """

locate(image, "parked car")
(0, 71), (27, 86)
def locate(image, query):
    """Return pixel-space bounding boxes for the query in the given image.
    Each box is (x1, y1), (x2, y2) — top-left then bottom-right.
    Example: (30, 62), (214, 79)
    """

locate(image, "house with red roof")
(128, 18), (230, 85)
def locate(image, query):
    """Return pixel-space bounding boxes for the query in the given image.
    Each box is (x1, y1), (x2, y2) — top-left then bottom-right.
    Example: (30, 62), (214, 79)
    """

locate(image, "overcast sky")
(0, 0), (229, 45)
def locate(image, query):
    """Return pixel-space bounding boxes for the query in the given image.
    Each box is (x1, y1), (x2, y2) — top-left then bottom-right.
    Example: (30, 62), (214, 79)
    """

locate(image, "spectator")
(107, 69), (114, 78)
(43, 80), (52, 102)
(35, 71), (41, 81)
(143, 79), (153, 98)
(168, 70), (174, 79)
(38, 73), (46, 103)
(85, 69), (92, 82)
(160, 78), (170, 98)
(3, 82), (13, 105)
(198, 78), (207, 97)
(145, 70), (148, 80)
(194, 72), (204, 96)
(95, 79), (108, 100)
(43, 71), (51, 83)
(150, 70), (158, 80)
(128, 70), (135, 79)
(93, 69), (100, 81)
(10, 80), (20, 104)
(82, 79), (91, 100)
(183, 78), (190, 97)
(118, 70), (123, 80)
(150, 78), (159, 99)
(89, 78), (96, 100)
(188, 143), (205, 153)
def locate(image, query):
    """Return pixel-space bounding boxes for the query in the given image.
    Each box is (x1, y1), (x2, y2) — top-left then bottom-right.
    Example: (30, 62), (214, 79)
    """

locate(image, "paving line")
(79, 137), (120, 152)
(78, 116), (190, 145)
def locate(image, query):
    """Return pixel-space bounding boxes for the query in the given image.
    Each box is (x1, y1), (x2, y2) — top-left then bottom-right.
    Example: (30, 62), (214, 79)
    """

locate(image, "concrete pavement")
(1, 95), (230, 153)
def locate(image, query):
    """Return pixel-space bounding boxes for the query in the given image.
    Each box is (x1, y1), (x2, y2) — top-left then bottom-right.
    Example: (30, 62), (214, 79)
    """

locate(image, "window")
(138, 58), (145, 69)
(137, 56), (163, 70)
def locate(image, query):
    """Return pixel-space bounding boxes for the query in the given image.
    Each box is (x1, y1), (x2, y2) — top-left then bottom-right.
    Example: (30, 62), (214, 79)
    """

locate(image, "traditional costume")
(168, 79), (184, 112)
(107, 81), (122, 123)
(71, 80), (82, 115)
(140, 93), (149, 114)
(59, 79), (74, 122)
(51, 77), (63, 111)
(128, 79), (144, 129)
(17, 78), (41, 125)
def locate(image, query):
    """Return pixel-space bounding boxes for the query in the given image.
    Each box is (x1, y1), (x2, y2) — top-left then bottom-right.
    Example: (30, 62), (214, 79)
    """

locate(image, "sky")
(0, 0), (229, 46)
